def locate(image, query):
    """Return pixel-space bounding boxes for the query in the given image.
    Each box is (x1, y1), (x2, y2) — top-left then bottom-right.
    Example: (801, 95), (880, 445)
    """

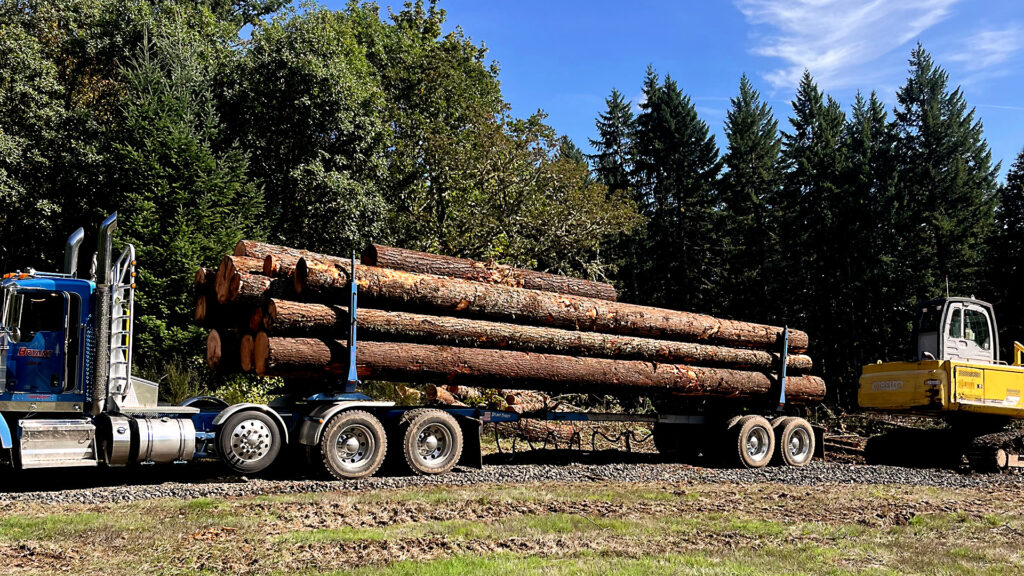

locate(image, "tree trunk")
(264, 253), (360, 278)
(225, 273), (291, 305)
(206, 330), (240, 372)
(445, 385), (482, 401)
(248, 308), (264, 334)
(294, 261), (809, 352)
(363, 244), (617, 301)
(253, 336), (825, 403)
(215, 256), (263, 304)
(263, 299), (812, 371)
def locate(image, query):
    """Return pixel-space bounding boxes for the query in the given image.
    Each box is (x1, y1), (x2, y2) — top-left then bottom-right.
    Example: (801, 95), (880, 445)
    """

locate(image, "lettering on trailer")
(17, 348), (53, 358)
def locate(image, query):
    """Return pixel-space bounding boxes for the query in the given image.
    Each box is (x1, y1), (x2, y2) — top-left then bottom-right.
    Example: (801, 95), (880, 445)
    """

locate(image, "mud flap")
(813, 425), (826, 460)
(457, 416), (482, 469)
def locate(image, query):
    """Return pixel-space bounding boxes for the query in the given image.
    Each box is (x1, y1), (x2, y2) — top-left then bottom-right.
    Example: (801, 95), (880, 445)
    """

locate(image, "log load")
(240, 334), (256, 373)
(215, 256), (263, 304)
(206, 329), (241, 372)
(424, 384), (466, 407)
(293, 261), (809, 352)
(263, 299), (812, 371)
(264, 253), (361, 279)
(363, 244), (618, 301)
(253, 335), (826, 403)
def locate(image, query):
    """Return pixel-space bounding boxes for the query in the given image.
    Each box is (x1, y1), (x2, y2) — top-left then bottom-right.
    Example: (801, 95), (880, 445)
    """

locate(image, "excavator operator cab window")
(948, 308), (963, 339)
(964, 308), (991, 351)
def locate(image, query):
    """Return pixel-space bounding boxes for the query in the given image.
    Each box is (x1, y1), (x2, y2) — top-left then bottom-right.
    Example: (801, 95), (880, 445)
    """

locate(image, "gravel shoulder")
(1, 452), (1021, 505)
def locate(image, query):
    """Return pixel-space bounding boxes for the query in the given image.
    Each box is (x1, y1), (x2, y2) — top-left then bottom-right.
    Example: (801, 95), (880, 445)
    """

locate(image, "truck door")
(5, 292), (69, 394)
(961, 304), (995, 363)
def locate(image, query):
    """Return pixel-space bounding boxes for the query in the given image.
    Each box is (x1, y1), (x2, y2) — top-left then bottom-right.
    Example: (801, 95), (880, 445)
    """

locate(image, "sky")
(326, 0), (1024, 179)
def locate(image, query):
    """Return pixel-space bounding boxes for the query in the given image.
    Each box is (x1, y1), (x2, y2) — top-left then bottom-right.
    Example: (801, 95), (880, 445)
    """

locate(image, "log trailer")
(859, 297), (1024, 470)
(0, 215), (820, 480)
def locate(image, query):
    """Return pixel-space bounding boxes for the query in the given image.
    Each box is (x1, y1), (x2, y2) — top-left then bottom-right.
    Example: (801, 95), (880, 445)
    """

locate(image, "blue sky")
(328, 0), (1024, 179)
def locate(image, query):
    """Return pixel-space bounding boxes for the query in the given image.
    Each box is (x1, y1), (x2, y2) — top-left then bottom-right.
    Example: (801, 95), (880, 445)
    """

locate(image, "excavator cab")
(914, 297), (998, 364)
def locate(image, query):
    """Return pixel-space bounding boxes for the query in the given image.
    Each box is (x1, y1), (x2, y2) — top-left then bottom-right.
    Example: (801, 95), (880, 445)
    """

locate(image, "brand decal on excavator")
(872, 380), (903, 391)
(16, 348), (53, 358)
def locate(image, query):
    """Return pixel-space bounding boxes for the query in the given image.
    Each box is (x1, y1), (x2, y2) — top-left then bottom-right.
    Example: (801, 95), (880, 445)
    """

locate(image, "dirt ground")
(2, 476), (1023, 575)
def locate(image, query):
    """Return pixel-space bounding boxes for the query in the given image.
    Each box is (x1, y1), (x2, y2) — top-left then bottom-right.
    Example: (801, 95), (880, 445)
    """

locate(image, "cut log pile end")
(198, 240), (826, 406)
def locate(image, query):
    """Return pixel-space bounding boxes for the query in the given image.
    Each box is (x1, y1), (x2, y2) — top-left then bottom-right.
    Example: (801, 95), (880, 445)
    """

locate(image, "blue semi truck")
(0, 214), (819, 480)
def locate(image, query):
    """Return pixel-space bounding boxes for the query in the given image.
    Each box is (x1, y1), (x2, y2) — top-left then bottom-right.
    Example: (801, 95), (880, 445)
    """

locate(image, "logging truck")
(0, 215), (821, 480)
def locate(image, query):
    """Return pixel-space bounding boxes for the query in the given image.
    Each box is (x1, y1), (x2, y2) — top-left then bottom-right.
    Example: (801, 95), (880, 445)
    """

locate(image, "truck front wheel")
(218, 410), (282, 475)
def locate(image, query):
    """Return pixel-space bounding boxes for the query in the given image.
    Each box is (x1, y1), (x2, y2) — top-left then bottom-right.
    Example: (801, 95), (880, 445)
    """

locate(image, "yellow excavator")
(859, 297), (1024, 470)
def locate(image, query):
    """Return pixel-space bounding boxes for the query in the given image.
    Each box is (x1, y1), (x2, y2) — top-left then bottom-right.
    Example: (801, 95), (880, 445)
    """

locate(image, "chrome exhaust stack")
(63, 227), (85, 277)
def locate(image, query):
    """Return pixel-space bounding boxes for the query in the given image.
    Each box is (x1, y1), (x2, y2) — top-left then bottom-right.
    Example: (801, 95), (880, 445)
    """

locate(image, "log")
(235, 240), (353, 269)
(195, 295), (253, 330)
(225, 272), (291, 305)
(249, 308), (264, 334)
(194, 267), (214, 295)
(264, 253), (360, 278)
(496, 420), (577, 444)
(206, 329), (240, 372)
(363, 244), (617, 301)
(194, 294), (211, 327)
(215, 256), (263, 304)
(294, 261), (809, 352)
(240, 334), (255, 373)
(503, 390), (548, 414)
(445, 385), (482, 401)
(424, 384), (466, 407)
(253, 336), (826, 403)
(262, 299), (812, 371)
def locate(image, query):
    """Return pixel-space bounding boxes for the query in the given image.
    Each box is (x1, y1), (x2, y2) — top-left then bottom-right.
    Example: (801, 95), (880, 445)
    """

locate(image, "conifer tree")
(990, 148), (1024, 356)
(589, 88), (635, 195)
(718, 75), (781, 321)
(894, 44), (999, 300)
(633, 70), (722, 310)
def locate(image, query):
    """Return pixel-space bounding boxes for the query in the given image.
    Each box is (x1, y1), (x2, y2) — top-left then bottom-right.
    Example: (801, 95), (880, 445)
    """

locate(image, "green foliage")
(990, 148), (1024, 358)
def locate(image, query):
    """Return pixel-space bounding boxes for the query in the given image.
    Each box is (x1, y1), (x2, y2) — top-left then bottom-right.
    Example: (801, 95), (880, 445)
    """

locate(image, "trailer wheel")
(319, 410), (387, 480)
(774, 417), (814, 467)
(217, 410), (282, 475)
(401, 409), (463, 475)
(732, 415), (775, 469)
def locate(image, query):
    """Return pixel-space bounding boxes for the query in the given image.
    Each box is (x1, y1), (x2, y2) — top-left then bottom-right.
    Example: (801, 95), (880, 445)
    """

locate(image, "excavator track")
(965, 431), (1024, 472)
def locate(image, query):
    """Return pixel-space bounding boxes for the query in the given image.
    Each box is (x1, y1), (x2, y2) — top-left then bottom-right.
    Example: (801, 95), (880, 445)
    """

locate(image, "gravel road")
(1, 451), (1021, 505)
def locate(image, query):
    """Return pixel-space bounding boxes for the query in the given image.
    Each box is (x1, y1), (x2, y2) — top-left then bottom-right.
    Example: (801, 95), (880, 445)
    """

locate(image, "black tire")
(401, 409), (463, 475)
(732, 415), (775, 469)
(318, 410), (387, 480)
(774, 417), (815, 467)
(217, 410), (282, 475)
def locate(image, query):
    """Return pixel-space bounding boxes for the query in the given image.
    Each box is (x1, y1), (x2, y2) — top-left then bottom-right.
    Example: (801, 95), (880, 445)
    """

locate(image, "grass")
(1, 481), (1023, 575)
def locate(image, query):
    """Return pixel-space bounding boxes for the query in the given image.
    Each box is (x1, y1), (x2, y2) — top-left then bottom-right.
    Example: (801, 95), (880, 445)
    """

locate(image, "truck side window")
(17, 293), (65, 342)
(963, 309), (991, 350)
(948, 307), (963, 339)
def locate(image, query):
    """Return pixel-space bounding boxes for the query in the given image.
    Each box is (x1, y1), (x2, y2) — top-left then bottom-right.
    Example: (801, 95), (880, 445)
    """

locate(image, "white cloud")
(947, 25), (1022, 72)
(735, 0), (960, 90)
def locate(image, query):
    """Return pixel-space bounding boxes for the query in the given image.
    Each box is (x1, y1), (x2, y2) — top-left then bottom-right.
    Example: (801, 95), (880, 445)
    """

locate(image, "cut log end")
(240, 334), (255, 373)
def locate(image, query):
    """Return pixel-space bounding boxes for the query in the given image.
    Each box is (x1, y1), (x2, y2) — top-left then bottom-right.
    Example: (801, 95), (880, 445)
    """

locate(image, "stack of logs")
(197, 240), (826, 415)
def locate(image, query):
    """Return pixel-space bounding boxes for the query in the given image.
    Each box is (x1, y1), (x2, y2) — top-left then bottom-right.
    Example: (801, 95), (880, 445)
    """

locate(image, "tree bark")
(206, 330), (240, 372)
(363, 244), (617, 301)
(264, 253), (360, 279)
(224, 272), (291, 305)
(263, 300), (812, 371)
(294, 261), (809, 352)
(235, 239), (354, 269)
(253, 336), (825, 403)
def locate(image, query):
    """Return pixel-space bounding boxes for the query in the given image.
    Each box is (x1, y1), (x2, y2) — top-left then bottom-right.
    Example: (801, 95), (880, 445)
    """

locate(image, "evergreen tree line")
(591, 47), (1024, 406)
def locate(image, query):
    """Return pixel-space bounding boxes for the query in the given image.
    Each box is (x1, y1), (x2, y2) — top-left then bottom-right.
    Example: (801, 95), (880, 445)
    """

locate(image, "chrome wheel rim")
(229, 419), (272, 462)
(415, 423), (453, 464)
(745, 426), (771, 461)
(788, 428), (811, 461)
(334, 424), (375, 470)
